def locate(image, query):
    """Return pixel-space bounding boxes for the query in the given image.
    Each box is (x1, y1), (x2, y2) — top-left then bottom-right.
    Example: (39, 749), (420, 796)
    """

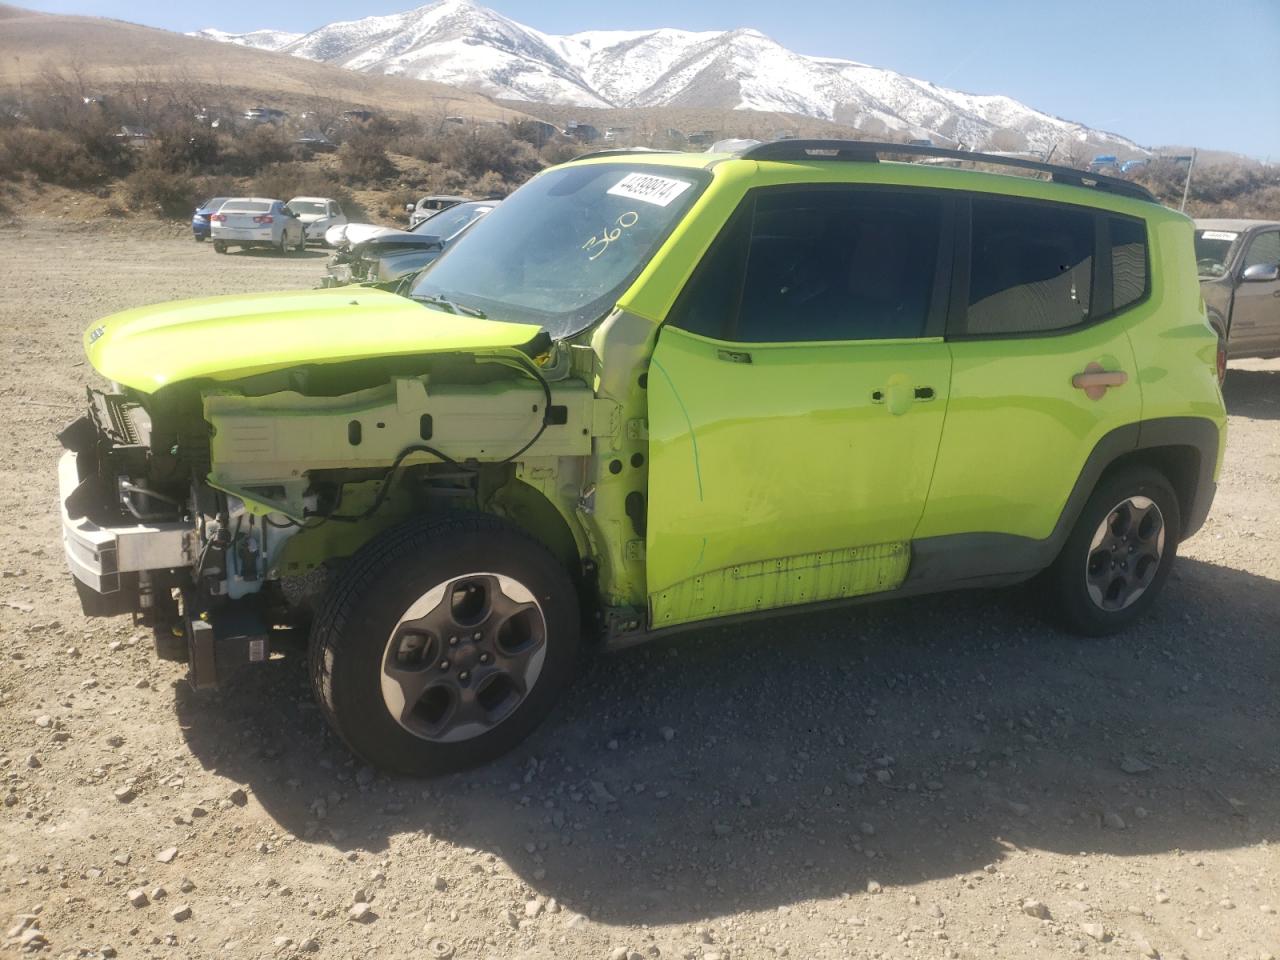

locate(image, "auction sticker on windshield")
(1200, 231), (1238, 242)
(607, 173), (693, 207)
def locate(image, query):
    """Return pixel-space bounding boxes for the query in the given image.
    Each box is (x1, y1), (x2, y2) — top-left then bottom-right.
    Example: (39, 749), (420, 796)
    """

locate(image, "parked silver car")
(406, 194), (469, 228)
(286, 196), (348, 245)
(211, 198), (306, 255)
(323, 200), (498, 287)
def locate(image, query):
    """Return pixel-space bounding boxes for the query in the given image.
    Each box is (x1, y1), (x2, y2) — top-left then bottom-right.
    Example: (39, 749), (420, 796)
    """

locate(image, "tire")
(213, 241), (227, 254)
(309, 513), (581, 775)
(294, 230), (306, 253)
(194, 234), (205, 243)
(278, 233), (290, 256)
(1046, 465), (1181, 636)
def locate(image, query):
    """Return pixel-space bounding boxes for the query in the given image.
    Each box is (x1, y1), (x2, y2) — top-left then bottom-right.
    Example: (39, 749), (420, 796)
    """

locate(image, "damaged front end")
(57, 288), (593, 690)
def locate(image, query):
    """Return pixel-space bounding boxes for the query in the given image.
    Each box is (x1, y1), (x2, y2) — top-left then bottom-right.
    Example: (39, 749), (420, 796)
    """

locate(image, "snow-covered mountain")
(192, 0), (1141, 153)
(190, 26), (303, 51)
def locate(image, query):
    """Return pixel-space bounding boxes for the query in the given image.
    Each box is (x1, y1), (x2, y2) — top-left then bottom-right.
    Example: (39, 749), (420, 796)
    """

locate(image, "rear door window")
(962, 196), (1095, 336)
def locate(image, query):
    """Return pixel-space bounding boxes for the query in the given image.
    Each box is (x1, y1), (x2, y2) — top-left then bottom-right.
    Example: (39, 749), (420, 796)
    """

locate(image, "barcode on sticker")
(607, 173), (692, 207)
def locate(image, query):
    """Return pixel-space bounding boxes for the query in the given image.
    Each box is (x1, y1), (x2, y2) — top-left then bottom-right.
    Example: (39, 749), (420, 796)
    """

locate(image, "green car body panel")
(64, 148), (1227, 648)
(86, 287), (542, 391)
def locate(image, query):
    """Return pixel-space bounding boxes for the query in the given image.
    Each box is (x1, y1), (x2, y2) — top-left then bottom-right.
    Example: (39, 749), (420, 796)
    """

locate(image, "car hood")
(354, 233), (441, 258)
(84, 287), (542, 393)
(328, 222), (403, 248)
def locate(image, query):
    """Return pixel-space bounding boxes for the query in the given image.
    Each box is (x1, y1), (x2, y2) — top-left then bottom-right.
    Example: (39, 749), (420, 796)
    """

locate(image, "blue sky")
(23, 0), (1280, 158)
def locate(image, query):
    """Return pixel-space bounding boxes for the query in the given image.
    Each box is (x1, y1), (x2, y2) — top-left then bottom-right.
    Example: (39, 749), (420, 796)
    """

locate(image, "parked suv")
(57, 142), (1225, 775)
(1195, 218), (1280, 365)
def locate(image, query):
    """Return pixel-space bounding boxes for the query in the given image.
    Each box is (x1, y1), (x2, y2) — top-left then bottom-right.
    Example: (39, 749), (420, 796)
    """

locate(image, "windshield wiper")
(413, 293), (487, 319)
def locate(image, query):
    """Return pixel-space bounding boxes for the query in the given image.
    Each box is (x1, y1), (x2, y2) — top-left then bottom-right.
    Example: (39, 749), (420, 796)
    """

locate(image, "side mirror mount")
(405, 203), (415, 214)
(1241, 262), (1280, 283)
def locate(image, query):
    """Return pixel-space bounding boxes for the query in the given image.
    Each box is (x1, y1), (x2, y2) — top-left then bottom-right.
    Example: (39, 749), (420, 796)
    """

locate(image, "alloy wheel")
(1084, 496), (1166, 611)
(380, 573), (547, 743)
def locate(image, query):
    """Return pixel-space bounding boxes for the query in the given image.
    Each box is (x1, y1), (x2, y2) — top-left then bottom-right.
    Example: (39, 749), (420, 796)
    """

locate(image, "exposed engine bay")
(58, 347), (598, 688)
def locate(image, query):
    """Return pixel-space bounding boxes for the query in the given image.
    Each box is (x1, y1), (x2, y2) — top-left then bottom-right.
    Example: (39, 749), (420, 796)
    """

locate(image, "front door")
(646, 185), (955, 629)
(1230, 229), (1280, 355)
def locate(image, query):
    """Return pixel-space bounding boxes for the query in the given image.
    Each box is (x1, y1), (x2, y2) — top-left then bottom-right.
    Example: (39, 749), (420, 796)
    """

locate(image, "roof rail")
(739, 140), (1156, 203)
(569, 147), (683, 162)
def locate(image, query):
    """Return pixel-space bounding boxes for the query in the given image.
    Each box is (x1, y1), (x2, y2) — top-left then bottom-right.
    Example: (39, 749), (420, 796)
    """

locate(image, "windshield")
(410, 164), (707, 338)
(288, 200), (328, 216)
(411, 202), (495, 239)
(1195, 229), (1240, 278)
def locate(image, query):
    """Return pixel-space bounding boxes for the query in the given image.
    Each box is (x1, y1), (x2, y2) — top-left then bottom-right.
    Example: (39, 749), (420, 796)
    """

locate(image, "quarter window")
(1109, 215), (1148, 312)
(1244, 231), (1280, 269)
(668, 187), (946, 343)
(963, 196), (1095, 335)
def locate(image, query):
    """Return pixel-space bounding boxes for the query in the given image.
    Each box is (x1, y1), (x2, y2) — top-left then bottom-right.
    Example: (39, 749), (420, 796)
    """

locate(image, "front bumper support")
(58, 451), (198, 615)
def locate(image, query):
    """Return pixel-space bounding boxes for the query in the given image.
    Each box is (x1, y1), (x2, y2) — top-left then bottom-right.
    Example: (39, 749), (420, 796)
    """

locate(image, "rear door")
(1229, 229), (1280, 354)
(646, 185), (955, 629)
(916, 195), (1145, 561)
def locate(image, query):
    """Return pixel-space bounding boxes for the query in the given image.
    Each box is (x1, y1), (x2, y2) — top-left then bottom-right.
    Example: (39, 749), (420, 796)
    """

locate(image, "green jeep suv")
(58, 141), (1226, 774)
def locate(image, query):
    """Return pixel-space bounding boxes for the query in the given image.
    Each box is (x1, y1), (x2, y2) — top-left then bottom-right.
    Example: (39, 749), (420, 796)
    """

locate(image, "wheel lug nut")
(439, 659), (450, 671)
(449, 636), (458, 646)
(473, 632), (482, 641)
(459, 671), (470, 682)
(479, 653), (490, 664)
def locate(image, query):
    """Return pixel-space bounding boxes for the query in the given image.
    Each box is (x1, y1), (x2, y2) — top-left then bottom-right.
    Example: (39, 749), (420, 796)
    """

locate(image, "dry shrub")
(123, 166), (198, 218)
(0, 126), (126, 187)
(337, 130), (395, 183)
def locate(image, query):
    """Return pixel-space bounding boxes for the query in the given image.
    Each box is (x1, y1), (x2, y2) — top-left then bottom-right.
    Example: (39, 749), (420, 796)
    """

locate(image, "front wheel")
(309, 514), (581, 775)
(1046, 466), (1181, 636)
(213, 241), (227, 254)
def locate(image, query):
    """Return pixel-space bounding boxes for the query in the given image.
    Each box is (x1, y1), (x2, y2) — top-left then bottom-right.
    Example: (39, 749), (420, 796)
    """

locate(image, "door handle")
(1072, 362), (1128, 401)
(871, 386), (935, 403)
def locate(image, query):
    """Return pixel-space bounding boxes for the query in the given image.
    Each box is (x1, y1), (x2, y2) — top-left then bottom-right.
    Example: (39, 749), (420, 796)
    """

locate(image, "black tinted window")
(669, 188), (944, 343)
(1110, 216), (1148, 312)
(964, 197), (1094, 335)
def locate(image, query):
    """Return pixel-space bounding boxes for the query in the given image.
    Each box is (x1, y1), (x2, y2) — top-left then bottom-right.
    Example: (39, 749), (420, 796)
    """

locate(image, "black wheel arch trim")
(906, 416), (1220, 589)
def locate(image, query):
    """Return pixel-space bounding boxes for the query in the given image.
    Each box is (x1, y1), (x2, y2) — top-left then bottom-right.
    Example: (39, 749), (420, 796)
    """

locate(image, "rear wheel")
(194, 234), (205, 243)
(309, 514), (581, 775)
(1046, 466), (1181, 636)
(278, 233), (290, 256)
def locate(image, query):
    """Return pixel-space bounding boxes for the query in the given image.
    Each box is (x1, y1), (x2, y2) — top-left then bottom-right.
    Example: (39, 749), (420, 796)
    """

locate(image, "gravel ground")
(1, 218), (1278, 960)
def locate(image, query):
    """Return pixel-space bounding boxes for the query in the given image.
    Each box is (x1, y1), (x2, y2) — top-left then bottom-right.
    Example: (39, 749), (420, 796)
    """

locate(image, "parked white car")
(210, 199), (305, 255)
(286, 196), (348, 245)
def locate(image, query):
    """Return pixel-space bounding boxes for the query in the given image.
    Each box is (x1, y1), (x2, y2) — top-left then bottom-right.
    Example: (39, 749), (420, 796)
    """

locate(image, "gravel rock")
(227, 788), (248, 806)
(1119, 756), (1152, 774)
(113, 787), (136, 804)
(1021, 899), (1051, 919)
(348, 902), (374, 923)
(1080, 922), (1108, 941)
(155, 846), (178, 863)
(1103, 811), (1127, 830)
(170, 904), (191, 922)
(127, 889), (148, 908)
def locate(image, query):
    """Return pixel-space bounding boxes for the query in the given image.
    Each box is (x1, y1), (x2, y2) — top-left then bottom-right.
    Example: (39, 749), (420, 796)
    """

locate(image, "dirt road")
(1, 219), (1278, 960)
